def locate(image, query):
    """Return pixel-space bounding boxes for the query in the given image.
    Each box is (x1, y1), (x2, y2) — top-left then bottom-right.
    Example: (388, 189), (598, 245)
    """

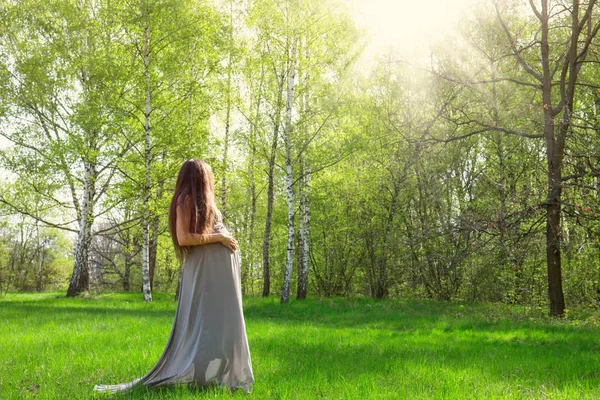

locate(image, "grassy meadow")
(1, 292), (599, 399)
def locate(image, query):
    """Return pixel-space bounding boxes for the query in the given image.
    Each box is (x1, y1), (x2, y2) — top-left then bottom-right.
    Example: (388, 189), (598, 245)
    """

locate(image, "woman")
(94, 160), (254, 393)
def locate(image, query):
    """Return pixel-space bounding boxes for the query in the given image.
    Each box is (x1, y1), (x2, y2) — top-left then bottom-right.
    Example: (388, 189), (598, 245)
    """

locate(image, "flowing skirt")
(94, 243), (254, 394)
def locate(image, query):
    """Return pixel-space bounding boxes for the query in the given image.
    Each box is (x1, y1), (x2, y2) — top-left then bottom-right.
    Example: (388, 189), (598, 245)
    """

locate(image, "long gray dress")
(94, 214), (254, 394)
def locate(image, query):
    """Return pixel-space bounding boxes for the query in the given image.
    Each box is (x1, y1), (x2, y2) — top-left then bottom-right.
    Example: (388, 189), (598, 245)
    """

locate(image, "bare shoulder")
(177, 195), (192, 212)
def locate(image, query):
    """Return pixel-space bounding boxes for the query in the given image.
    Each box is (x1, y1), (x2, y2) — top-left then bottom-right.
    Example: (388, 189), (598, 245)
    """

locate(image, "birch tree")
(247, 0), (288, 297)
(296, 65), (310, 299)
(217, 0), (243, 221)
(280, 26), (298, 304)
(0, 0), (133, 297)
(113, 0), (224, 300)
(238, 46), (265, 295)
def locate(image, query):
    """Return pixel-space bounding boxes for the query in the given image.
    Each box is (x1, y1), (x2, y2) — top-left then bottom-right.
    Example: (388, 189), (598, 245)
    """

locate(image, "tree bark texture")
(297, 52), (310, 300)
(220, 75), (232, 221)
(141, 20), (153, 303)
(281, 31), (298, 304)
(67, 161), (97, 297)
(495, 0), (599, 315)
(262, 75), (285, 297)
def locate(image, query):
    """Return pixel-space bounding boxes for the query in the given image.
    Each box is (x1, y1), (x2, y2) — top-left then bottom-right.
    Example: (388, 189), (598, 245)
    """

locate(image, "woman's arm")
(176, 200), (238, 252)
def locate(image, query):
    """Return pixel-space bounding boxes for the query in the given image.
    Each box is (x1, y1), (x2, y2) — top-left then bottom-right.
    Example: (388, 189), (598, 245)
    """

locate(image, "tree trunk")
(281, 32), (298, 304)
(35, 250), (43, 292)
(123, 261), (131, 291)
(149, 167), (164, 290)
(545, 171), (564, 315)
(297, 50), (310, 300)
(375, 180), (400, 299)
(66, 28), (97, 298)
(122, 210), (132, 292)
(242, 64), (263, 296)
(220, 97), (230, 220)
(262, 75), (285, 297)
(149, 213), (159, 290)
(539, 0), (564, 316)
(595, 95), (600, 299)
(297, 159), (310, 299)
(35, 220), (43, 292)
(492, 0), (599, 315)
(141, 20), (153, 303)
(67, 161), (96, 297)
(247, 175), (257, 295)
(220, 34), (233, 221)
(242, 119), (257, 296)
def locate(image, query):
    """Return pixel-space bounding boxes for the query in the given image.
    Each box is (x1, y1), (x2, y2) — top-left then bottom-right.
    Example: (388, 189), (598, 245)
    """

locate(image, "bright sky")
(350, 0), (480, 64)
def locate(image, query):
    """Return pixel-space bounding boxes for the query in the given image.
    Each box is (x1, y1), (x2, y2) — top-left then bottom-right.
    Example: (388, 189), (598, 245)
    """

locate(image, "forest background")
(1, 0), (599, 317)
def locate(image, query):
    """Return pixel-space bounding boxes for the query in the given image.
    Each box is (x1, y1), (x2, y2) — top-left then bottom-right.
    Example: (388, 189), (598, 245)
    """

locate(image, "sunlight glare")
(351, 0), (481, 63)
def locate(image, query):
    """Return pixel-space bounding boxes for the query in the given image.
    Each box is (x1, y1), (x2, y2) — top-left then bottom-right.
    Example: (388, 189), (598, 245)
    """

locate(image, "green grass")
(1, 292), (600, 399)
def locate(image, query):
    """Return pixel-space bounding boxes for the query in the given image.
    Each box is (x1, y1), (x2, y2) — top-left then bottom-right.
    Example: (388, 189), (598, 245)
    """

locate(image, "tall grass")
(1, 292), (599, 399)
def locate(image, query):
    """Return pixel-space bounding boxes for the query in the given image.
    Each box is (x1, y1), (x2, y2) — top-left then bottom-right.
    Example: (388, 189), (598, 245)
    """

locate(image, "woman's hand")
(220, 232), (239, 252)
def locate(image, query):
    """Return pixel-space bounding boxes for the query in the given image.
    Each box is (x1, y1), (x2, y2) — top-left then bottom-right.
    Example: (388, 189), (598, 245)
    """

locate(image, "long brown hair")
(169, 160), (217, 261)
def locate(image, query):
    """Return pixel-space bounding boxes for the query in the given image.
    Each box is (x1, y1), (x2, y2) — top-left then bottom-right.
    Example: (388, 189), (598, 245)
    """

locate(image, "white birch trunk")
(35, 220), (43, 292)
(149, 176), (163, 290)
(297, 45), (310, 300)
(221, 69), (231, 219)
(141, 20), (152, 303)
(297, 157), (310, 299)
(220, 5), (234, 220)
(243, 64), (263, 296)
(247, 159), (257, 295)
(281, 32), (298, 304)
(66, 23), (96, 298)
(262, 75), (284, 298)
(67, 161), (96, 297)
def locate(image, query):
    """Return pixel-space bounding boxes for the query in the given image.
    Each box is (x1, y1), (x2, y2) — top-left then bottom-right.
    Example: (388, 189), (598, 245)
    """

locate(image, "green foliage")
(0, 0), (599, 312)
(0, 218), (72, 294)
